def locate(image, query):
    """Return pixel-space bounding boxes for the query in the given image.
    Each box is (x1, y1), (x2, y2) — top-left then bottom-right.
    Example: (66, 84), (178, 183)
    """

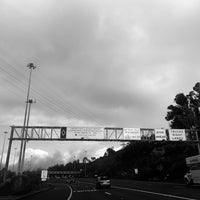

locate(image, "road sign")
(41, 169), (48, 181)
(67, 127), (104, 139)
(155, 129), (167, 141)
(60, 127), (67, 139)
(124, 128), (141, 140)
(169, 129), (186, 141)
(140, 128), (155, 140)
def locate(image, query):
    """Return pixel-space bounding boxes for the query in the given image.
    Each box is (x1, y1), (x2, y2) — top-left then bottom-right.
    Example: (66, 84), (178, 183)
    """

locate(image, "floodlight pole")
(17, 63), (36, 174)
(21, 99), (35, 172)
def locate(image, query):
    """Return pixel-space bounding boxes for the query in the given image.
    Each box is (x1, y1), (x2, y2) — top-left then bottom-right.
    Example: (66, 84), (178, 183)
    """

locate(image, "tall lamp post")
(21, 99), (35, 172)
(0, 131), (8, 170)
(18, 63), (36, 174)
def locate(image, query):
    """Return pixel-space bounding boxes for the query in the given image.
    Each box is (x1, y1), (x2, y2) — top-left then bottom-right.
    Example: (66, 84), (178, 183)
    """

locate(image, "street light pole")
(17, 63), (36, 174)
(0, 131), (8, 170)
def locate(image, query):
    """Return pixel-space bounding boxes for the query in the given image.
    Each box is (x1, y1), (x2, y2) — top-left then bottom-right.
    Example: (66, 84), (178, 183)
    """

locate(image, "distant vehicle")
(184, 155), (200, 186)
(96, 176), (111, 189)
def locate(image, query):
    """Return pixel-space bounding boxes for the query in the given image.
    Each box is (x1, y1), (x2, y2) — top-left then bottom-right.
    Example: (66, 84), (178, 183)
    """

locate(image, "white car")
(96, 176), (111, 189)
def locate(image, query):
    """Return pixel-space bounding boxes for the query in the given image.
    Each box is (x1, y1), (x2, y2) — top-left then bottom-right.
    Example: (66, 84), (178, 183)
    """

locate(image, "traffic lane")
(110, 186), (198, 200)
(70, 181), (123, 200)
(78, 178), (200, 199)
(71, 186), (188, 200)
(111, 179), (200, 199)
(69, 181), (178, 200)
(22, 182), (71, 200)
(71, 189), (117, 200)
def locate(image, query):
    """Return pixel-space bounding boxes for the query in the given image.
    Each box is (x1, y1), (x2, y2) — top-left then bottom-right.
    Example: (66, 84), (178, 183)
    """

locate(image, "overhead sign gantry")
(8, 126), (200, 141)
(3, 125), (200, 182)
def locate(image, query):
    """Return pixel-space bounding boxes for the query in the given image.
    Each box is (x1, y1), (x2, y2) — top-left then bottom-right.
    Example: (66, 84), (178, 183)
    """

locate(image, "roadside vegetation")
(0, 170), (48, 195)
(48, 141), (197, 183)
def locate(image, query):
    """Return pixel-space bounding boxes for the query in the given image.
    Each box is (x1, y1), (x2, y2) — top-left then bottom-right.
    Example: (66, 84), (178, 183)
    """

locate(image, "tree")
(104, 147), (115, 157)
(166, 83), (200, 129)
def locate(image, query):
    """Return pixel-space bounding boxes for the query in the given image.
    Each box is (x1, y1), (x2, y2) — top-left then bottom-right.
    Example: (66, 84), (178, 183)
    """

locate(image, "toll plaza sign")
(67, 127), (104, 139)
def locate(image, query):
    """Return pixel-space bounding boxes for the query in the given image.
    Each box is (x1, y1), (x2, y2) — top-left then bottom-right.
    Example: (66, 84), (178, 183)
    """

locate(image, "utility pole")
(0, 131), (8, 170)
(18, 63), (36, 174)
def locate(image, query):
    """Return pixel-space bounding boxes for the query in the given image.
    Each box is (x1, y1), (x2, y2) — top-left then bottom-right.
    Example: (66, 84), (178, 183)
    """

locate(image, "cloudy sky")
(0, 0), (200, 170)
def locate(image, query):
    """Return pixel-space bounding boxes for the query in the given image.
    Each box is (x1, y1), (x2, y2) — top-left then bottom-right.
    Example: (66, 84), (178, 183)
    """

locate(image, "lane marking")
(66, 184), (73, 200)
(112, 186), (197, 200)
(78, 181), (197, 200)
(77, 181), (94, 185)
(105, 192), (112, 195)
(73, 189), (97, 193)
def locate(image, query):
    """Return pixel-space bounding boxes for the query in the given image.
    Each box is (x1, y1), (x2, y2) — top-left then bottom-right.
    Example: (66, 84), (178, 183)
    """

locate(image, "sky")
(0, 0), (200, 170)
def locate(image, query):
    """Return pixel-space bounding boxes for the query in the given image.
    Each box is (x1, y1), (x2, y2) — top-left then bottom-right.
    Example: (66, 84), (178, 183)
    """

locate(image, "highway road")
(23, 178), (200, 200)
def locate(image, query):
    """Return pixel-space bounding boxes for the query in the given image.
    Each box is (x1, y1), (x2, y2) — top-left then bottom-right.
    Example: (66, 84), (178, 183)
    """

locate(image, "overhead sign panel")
(169, 129), (186, 141)
(60, 127), (67, 139)
(140, 129), (155, 140)
(67, 127), (104, 139)
(155, 129), (167, 141)
(123, 128), (141, 140)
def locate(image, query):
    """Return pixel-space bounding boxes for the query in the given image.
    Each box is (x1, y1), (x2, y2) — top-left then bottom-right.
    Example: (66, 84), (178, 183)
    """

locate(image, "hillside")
(86, 141), (197, 182)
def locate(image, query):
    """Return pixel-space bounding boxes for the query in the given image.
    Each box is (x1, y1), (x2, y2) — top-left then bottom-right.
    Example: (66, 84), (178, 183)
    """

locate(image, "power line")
(0, 60), (102, 125)
(0, 61), (104, 126)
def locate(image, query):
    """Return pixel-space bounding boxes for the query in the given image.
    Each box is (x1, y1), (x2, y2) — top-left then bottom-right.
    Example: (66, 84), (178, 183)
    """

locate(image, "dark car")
(96, 176), (111, 189)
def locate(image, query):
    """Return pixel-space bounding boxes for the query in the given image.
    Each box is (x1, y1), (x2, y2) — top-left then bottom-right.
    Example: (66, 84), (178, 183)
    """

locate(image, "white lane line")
(105, 192), (112, 195)
(74, 189), (97, 193)
(112, 186), (197, 200)
(66, 184), (73, 200)
(77, 181), (95, 185)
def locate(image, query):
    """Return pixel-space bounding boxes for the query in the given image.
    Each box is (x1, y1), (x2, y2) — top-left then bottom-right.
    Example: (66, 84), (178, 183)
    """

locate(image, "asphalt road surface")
(23, 178), (200, 200)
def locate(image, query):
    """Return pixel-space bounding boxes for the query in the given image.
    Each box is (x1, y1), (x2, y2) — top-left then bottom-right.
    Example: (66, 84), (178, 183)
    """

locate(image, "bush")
(0, 171), (42, 195)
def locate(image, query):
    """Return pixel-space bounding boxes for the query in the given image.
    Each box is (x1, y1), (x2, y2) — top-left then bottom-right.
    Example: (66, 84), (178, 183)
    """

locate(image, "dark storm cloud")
(1, 0), (200, 136)
(1, 0), (200, 168)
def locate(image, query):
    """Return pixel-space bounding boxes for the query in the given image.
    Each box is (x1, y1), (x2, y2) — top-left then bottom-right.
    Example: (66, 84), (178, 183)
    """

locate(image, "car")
(96, 176), (111, 189)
